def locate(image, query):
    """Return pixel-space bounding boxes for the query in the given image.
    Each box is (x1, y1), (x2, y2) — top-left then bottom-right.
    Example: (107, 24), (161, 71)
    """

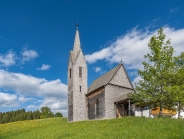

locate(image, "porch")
(114, 94), (134, 118)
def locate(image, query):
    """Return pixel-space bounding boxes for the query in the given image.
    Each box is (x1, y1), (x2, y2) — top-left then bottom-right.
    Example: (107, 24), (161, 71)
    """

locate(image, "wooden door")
(116, 104), (124, 118)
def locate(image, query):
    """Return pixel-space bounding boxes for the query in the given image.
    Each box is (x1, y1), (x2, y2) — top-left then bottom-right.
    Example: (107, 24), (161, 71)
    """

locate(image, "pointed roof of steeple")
(73, 23), (81, 52)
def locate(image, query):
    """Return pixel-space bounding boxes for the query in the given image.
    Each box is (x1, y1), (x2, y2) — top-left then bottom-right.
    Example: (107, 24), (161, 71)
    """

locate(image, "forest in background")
(0, 106), (63, 124)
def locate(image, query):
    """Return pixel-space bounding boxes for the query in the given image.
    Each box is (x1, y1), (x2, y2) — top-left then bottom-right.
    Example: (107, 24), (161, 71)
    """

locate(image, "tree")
(130, 28), (184, 117)
(26, 111), (33, 120)
(40, 106), (54, 119)
(54, 112), (63, 117)
(166, 53), (184, 118)
(33, 110), (41, 119)
(129, 92), (149, 117)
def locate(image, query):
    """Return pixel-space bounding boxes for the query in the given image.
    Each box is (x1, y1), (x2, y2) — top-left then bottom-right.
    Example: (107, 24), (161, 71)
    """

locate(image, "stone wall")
(68, 91), (73, 121)
(72, 51), (87, 121)
(87, 88), (105, 120)
(68, 55), (73, 122)
(68, 50), (88, 122)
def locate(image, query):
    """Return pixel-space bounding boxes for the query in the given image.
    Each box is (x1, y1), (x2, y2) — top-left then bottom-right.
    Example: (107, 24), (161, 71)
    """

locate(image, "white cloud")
(0, 70), (68, 115)
(85, 27), (184, 70)
(26, 97), (67, 116)
(18, 96), (36, 103)
(21, 49), (38, 63)
(94, 67), (102, 72)
(132, 76), (142, 85)
(0, 49), (38, 67)
(85, 47), (112, 64)
(27, 105), (39, 109)
(0, 70), (67, 98)
(0, 92), (19, 108)
(41, 97), (67, 115)
(0, 50), (16, 67)
(170, 7), (178, 13)
(37, 64), (51, 70)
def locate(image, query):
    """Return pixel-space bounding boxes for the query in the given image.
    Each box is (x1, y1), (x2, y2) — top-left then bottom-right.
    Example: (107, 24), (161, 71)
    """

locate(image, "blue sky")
(0, 0), (184, 116)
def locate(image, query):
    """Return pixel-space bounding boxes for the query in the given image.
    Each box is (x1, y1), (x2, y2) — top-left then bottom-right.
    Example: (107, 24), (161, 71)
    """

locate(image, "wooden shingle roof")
(87, 64), (121, 94)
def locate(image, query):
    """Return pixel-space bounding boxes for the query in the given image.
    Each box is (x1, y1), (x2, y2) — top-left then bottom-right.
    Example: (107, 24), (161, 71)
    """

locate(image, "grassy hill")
(0, 117), (184, 139)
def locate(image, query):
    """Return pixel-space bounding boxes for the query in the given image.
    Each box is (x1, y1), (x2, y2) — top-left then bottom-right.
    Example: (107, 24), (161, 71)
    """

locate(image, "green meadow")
(0, 117), (184, 139)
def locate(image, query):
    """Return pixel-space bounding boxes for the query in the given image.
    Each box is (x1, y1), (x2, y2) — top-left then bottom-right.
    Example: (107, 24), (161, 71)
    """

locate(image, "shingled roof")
(87, 64), (122, 94)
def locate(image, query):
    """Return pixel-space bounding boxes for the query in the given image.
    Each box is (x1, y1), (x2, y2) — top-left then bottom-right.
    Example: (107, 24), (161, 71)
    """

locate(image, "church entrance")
(116, 103), (128, 118)
(115, 94), (134, 118)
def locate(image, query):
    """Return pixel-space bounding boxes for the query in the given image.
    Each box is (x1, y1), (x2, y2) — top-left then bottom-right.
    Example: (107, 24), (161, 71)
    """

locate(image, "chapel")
(67, 25), (135, 122)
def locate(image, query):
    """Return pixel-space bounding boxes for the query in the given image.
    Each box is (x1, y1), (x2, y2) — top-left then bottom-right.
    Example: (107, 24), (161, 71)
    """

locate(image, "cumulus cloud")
(27, 97), (67, 115)
(27, 105), (39, 109)
(93, 67), (102, 72)
(0, 92), (19, 108)
(0, 70), (68, 115)
(37, 64), (51, 70)
(21, 49), (38, 63)
(18, 96), (36, 103)
(41, 97), (67, 115)
(0, 50), (16, 67)
(0, 48), (38, 67)
(85, 27), (184, 70)
(0, 70), (67, 98)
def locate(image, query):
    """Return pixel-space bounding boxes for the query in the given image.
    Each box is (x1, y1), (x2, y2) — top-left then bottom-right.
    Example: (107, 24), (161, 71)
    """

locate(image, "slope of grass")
(0, 117), (184, 139)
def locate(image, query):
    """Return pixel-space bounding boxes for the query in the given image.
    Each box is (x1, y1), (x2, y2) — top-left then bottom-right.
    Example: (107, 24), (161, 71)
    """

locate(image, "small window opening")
(96, 99), (99, 116)
(79, 67), (82, 77)
(69, 68), (71, 79)
(80, 86), (82, 92)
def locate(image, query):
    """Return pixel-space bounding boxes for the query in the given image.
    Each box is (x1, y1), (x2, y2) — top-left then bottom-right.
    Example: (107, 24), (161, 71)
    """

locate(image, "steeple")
(68, 24), (87, 122)
(73, 24), (81, 52)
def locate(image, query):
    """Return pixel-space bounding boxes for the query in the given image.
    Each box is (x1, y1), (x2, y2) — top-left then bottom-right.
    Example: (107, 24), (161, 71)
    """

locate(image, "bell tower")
(67, 24), (87, 122)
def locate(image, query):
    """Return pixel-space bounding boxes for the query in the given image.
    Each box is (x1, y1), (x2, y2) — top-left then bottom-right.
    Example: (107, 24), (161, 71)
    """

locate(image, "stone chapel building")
(68, 25), (135, 122)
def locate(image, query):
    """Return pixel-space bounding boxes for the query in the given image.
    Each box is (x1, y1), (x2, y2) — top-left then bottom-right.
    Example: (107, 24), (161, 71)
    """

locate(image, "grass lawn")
(0, 117), (184, 139)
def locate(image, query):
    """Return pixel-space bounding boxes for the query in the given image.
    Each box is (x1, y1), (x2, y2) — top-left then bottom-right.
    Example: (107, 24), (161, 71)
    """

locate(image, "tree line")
(129, 28), (184, 118)
(0, 106), (63, 124)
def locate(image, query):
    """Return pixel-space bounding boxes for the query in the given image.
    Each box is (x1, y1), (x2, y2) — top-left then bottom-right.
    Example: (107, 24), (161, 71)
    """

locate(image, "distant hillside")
(0, 117), (184, 139)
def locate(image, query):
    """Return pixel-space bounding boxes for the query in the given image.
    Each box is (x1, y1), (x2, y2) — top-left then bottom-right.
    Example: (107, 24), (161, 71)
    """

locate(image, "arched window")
(79, 67), (82, 77)
(87, 103), (90, 118)
(95, 99), (99, 117)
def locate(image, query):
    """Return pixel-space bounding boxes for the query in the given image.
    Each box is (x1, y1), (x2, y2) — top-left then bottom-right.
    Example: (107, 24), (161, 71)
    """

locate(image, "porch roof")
(115, 94), (131, 103)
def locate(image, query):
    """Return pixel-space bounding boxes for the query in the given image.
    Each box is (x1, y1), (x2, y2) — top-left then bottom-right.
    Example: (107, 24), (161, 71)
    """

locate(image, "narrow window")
(87, 103), (90, 119)
(80, 86), (82, 92)
(79, 67), (82, 77)
(69, 68), (71, 79)
(96, 100), (99, 117)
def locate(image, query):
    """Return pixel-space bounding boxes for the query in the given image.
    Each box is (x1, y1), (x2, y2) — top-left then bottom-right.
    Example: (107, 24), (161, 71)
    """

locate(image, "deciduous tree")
(130, 28), (184, 117)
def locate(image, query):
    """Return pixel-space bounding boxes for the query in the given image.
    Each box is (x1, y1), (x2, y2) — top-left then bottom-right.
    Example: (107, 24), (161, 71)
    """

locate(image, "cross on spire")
(120, 58), (122, 64)
(76, 23), (78, 30)
(73, 23), (81, 52)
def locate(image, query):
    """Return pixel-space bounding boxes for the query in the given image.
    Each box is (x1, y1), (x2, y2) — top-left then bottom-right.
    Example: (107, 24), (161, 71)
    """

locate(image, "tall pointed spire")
(73, 23), (81, 52)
